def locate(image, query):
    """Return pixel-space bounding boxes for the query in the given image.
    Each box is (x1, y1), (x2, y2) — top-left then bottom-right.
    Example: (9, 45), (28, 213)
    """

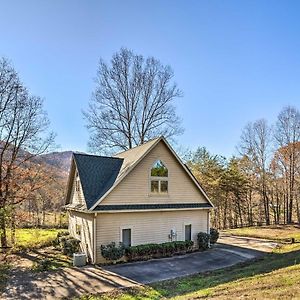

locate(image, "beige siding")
(68, 211), (94, 262)
(100, 141), (208, 206)
(69, 171), (86, 206)
(96, 209), (209, 263)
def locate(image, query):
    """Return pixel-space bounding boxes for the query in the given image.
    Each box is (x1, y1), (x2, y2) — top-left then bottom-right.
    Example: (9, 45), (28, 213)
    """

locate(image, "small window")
(151, 180), (159, 193)
(122, 228), (131, 247)
(76, 224), (81, 236)
(150, 160), (168, 194)
(151, 160), (168, 177)
(160, 181), (168, 193)
(75, 175), (80, 192)
(185, 224), (192, 241)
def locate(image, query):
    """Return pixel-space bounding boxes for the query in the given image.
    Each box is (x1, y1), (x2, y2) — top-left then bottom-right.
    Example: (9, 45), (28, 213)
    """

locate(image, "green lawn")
(11, 228), (65, 250)
(76, 226), (300, 300)
(222, 224), (300, 242)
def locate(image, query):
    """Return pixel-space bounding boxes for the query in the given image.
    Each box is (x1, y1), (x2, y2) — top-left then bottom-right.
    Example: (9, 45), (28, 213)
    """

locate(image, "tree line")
(1, 47), (298, 249)
(0, 58), (55, 247)
(187, 107), (300, 228)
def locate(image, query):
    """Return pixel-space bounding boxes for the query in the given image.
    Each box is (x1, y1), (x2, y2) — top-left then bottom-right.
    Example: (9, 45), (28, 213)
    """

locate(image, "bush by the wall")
(197, 232), (210, 250)
(101, 242), (125, 261)
(53, 231), (69, 246)
(59, 235), (80, 256)
(125, 240), (194, 261)
(210, 228), (219, 244)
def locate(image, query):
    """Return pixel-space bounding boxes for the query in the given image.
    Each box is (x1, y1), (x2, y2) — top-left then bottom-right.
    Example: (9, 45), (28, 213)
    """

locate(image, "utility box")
(73, 253), (86, 267)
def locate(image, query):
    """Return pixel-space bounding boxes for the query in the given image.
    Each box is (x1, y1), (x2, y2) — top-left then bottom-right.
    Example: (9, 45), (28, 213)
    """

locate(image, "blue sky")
(1, 1), (300, 157)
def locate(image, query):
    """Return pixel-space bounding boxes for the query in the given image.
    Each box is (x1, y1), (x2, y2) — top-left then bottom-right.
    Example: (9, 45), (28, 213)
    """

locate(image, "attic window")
(150, 160), (168, 194)
(75, 173), (80, 192)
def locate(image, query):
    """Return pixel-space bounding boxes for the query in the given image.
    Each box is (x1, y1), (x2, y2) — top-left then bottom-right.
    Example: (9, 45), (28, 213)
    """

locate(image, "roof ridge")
(73, 152), (122, 160)
(114, 136), (162, 156)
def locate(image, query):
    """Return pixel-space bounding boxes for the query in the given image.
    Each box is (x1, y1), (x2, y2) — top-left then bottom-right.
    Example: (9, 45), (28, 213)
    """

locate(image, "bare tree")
(274, 106), (300, 223)
(0, 58), (55, 247)
(239, 119), (273, 225)
(84, 48), (183, 153)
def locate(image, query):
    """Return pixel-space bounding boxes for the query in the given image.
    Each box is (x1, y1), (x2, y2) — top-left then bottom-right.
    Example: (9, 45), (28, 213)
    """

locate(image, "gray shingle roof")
(73, 153), (123, 209)
(65, 137), (214, 211)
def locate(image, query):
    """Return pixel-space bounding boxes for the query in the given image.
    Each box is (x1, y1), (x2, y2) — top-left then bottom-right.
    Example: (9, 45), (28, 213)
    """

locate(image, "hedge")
(125, 240), (194, 261)
(101, 242), (125, 261)
(210, 228), (219, 244)
(197, 232), (210, 250)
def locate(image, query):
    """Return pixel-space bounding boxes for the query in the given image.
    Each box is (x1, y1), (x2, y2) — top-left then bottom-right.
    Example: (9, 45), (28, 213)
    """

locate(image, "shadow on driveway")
(1, 236), (277, 299)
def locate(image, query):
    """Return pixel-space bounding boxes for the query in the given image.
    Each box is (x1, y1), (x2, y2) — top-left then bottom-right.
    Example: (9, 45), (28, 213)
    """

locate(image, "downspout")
(207, 211), (211, 248)
(93, 213), (97, 264)
(207, 210), (210, 234)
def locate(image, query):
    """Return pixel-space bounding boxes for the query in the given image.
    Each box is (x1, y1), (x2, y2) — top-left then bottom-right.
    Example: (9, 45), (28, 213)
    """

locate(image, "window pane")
(76, 224), (81, 236)
(160, 181), (168, 193)
(151, 180), (159, 193)
(185, 224), (192, 241)
(151, 160), (168, 177)
(122, 229), (131, 247)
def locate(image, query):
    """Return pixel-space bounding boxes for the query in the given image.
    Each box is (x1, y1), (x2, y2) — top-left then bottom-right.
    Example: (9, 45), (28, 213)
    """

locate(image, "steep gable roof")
(114, 137), (160, 180)
(66, 153), (123, 209)
(65, 137), (214, 211)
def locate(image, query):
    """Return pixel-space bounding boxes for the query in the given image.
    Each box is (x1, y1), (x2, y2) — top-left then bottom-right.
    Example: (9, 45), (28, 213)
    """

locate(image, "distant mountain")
(39, 151), (73, 173)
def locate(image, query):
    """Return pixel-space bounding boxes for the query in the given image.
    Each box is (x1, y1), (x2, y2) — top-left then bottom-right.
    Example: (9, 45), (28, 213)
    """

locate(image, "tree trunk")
(11, 206), (16, 246)
(0, 210), (7, 248)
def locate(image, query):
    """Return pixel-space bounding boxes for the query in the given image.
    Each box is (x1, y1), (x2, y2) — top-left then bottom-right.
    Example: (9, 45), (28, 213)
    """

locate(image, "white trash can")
(73, 253), (86, 267)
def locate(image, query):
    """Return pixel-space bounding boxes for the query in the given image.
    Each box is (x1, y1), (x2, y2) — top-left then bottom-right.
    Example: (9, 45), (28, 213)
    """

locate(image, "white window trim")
(149, 159), (169, 196)
(120, 226), (133, 246)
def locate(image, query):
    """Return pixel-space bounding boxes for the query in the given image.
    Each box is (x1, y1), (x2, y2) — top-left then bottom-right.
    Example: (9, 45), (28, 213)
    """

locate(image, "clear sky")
(1, 0), (300, 157)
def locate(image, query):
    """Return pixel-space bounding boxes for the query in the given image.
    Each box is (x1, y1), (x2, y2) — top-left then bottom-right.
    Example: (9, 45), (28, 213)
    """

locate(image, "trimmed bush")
(59, 235), (80, 256)
(197, 232), (210, 250)
(101, 242), (125, 261)
(210, 228), (219, 244)
(125, 240), (194, 261)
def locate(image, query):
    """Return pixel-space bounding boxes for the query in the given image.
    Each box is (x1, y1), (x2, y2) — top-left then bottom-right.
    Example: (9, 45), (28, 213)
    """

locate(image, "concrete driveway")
(1, 236), (277, 300)
(104, 235), (277, 283)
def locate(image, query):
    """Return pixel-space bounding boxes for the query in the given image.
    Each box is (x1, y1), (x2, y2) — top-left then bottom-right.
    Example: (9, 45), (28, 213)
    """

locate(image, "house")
(65, 137), (214, 263)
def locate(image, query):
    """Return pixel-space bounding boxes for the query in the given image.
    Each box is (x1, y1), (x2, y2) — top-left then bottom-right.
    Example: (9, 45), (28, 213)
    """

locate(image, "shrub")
(101, 242), (125, 261)
(125, 240), (194, 261)
(210, 228), (219, 244)
(53, 231), (69, 246)
(197, 232), (210, 250)
(59, 235), (80, 256)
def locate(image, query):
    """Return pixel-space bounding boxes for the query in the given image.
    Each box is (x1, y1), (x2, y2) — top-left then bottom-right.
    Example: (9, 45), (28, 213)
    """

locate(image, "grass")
(76, 227), (300, 300)
(11, 228), (66, 250)
(222, 224), (300, 242)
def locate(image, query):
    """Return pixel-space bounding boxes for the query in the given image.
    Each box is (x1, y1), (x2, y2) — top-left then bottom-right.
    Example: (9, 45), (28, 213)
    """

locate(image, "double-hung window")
(150, 160), (168, 194)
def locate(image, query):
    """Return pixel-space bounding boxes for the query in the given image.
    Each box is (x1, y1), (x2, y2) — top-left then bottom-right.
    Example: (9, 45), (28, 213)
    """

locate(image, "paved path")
(1, 236), (277, 299)
(104, 236), (276, 283)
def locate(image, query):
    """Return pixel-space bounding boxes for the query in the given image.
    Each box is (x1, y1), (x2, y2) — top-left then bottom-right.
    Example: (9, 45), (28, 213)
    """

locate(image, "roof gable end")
(90, 137), (214, 210)
(66, 153), (123, 210)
